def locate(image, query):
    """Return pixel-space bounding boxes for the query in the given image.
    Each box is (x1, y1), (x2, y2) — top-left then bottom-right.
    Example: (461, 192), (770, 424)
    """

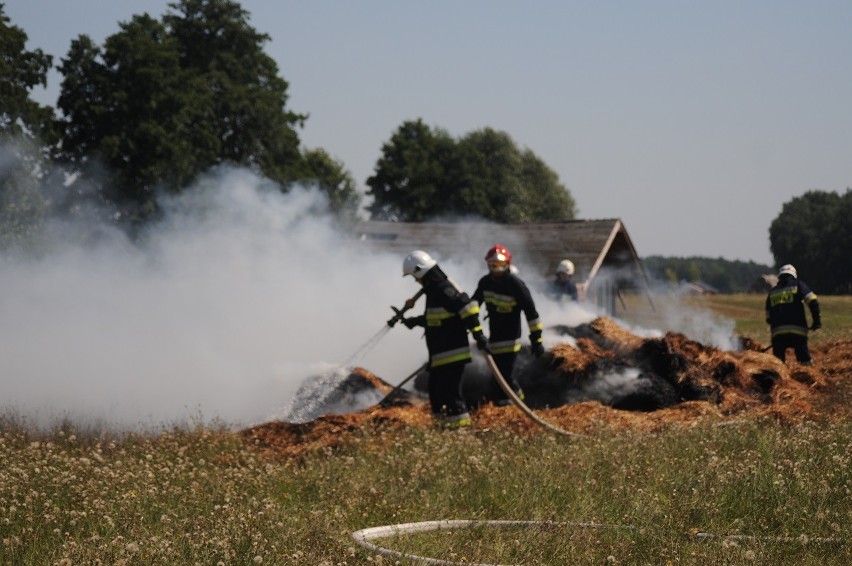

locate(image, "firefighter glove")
(810, 320), (822, 331)
(529, 330), (544, 357)
(473, 331), (490, 353)
(403, 316), (424, 329)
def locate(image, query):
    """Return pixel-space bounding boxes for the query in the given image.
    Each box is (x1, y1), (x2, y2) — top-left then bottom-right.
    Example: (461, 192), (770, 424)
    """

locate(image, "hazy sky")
(6, 0), (852, 265)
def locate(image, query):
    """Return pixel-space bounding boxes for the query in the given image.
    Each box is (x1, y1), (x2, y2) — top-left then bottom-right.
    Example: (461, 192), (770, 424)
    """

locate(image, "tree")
(518, 149), (577, 221)
(0, 4), (55, 143)
(56, 0), (305, 222)
(366, 119), (458, 221)
(642, 256), (771, 294)
(454, 128), (525, 222)
(0, 4), (57, 248)
(163, 0), (304, 182)
(58, 17), (214, 215)
(769, 189), (852, 294)
(367, 120), (576, 222)
(295, 148), (359, 218)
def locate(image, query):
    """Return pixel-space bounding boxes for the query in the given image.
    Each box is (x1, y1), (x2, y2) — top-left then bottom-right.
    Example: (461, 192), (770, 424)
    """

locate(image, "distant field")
(618, 293), (852, 346)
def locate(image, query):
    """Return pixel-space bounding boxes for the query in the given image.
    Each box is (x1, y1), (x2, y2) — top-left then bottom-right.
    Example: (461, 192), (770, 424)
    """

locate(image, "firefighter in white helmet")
(765, 264), (821, 365)
(400, 250), (488, 427)
(473, 244), (544, 406)
(548, 259), (578, 301)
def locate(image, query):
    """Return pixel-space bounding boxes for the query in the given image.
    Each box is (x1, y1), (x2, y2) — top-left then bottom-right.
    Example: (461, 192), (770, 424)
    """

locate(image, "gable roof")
(353, 219), (651, 292)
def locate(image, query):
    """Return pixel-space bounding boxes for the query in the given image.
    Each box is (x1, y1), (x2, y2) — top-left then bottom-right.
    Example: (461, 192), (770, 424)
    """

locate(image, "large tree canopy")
(769, 188), (852, 294)
(366, 119), (457, 221)
(55, 0), (306, 221)
(366, 119), (576, 222)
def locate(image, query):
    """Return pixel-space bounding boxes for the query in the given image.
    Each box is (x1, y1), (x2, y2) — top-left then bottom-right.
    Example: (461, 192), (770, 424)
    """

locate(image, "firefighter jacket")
(407, 266), (484, 367)
(548, 276), (578, 301)
(765, 276), (821, 338)
(473, 272), (544, 355)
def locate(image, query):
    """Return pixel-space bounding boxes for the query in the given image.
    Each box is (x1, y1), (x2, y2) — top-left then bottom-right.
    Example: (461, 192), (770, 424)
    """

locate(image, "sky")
(6, 0), (852, 265)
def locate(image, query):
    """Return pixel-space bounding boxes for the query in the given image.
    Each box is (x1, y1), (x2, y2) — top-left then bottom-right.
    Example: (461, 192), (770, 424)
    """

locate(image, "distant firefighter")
(548, 259), (578, 301)
(400, 250), (488, 428)
(765, 264), (821, 365)
(473, 245), (544, 405)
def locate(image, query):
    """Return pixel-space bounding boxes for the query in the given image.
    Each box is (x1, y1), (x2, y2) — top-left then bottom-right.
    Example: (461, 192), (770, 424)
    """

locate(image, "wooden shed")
(353, 219), (654, 315)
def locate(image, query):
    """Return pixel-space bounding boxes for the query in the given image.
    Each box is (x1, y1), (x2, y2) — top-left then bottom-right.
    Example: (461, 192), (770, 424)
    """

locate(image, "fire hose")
(352, 519), (844, 565)
(378, 361), (428, 408)
(482, 351), (585, 439)
(388, 290), (583, 437)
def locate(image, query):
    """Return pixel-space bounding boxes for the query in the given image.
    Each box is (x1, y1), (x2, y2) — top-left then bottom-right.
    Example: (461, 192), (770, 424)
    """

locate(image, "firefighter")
(473, 245), (544, 406)
(549, 259), (578, 301)
(400, 250), (488, 427)
(765, 264), (821, 365)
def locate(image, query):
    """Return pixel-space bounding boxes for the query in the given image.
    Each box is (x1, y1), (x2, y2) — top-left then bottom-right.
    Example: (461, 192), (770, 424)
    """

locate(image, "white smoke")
(567, 367), (643, 405)
(1, 160), (744, 431)
(656, 302), (739, 351)
(0, 166), (425, 430)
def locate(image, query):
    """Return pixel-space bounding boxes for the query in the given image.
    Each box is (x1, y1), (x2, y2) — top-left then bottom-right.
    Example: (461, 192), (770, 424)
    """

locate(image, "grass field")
(1, 295), (850, 565)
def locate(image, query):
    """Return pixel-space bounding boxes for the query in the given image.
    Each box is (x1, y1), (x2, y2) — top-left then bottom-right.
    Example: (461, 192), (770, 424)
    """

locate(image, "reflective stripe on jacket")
(765, 277), (820, 337)
(420, 271), (482, 367)
(473, 272), (542, 343)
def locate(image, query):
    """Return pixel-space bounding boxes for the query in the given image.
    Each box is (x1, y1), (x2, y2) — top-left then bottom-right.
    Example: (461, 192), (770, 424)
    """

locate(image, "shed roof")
(352, 219), (649, 289)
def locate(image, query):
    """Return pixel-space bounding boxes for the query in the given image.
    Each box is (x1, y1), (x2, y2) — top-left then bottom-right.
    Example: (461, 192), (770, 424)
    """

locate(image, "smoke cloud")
(0, 166), (430, 430)
(1, 160), (741, 430)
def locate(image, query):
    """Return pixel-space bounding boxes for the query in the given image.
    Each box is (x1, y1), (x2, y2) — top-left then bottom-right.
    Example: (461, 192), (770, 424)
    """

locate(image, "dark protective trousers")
(427, 363), (468, 417)
(489, 352), (522, 402)
(771, 334), (812, 364)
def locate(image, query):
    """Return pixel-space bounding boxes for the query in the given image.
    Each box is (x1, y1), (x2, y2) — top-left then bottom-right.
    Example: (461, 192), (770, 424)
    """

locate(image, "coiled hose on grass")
(352, 519), (844, 565)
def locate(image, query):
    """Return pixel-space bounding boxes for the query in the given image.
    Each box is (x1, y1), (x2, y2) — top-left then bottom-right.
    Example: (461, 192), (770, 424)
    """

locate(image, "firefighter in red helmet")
(472, 245), (544, 406)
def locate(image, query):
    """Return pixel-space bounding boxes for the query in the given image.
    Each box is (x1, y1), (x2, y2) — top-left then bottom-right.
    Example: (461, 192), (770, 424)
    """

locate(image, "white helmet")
(556, 259), (575, 275)
(778, 264), (797, 278)
(403, 250), (437, 279)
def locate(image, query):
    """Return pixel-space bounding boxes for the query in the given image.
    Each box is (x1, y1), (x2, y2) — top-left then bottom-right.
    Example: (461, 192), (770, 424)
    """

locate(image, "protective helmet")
(485, 244), (512, 274)
(403, 250), (437, 279)
(556, 259), (575, 275)
(778, 264), (797, 278)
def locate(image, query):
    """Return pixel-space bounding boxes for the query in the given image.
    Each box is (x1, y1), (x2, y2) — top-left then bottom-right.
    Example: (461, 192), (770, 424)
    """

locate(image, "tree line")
(1, 1), (849, 293)
(641, 188), (852, 294)
(0, 0), (574, 236)
(641, 256), (772, 294)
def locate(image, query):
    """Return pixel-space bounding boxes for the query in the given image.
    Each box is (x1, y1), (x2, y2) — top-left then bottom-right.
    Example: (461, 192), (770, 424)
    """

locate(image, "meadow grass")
(1, 296), (850, 564)
(1, 420), (849, 564)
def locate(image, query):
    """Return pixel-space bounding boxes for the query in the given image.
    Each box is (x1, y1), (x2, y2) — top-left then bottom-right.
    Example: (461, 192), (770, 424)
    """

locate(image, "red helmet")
(485, 244), (511, 274)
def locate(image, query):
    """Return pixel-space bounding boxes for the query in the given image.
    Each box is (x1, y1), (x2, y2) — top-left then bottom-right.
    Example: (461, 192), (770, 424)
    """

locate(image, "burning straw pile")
(242, 317), (850, 459)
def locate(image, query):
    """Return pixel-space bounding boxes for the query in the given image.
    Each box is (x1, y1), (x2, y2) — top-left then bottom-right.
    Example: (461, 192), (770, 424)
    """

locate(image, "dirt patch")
(241, 317), (851, 459)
